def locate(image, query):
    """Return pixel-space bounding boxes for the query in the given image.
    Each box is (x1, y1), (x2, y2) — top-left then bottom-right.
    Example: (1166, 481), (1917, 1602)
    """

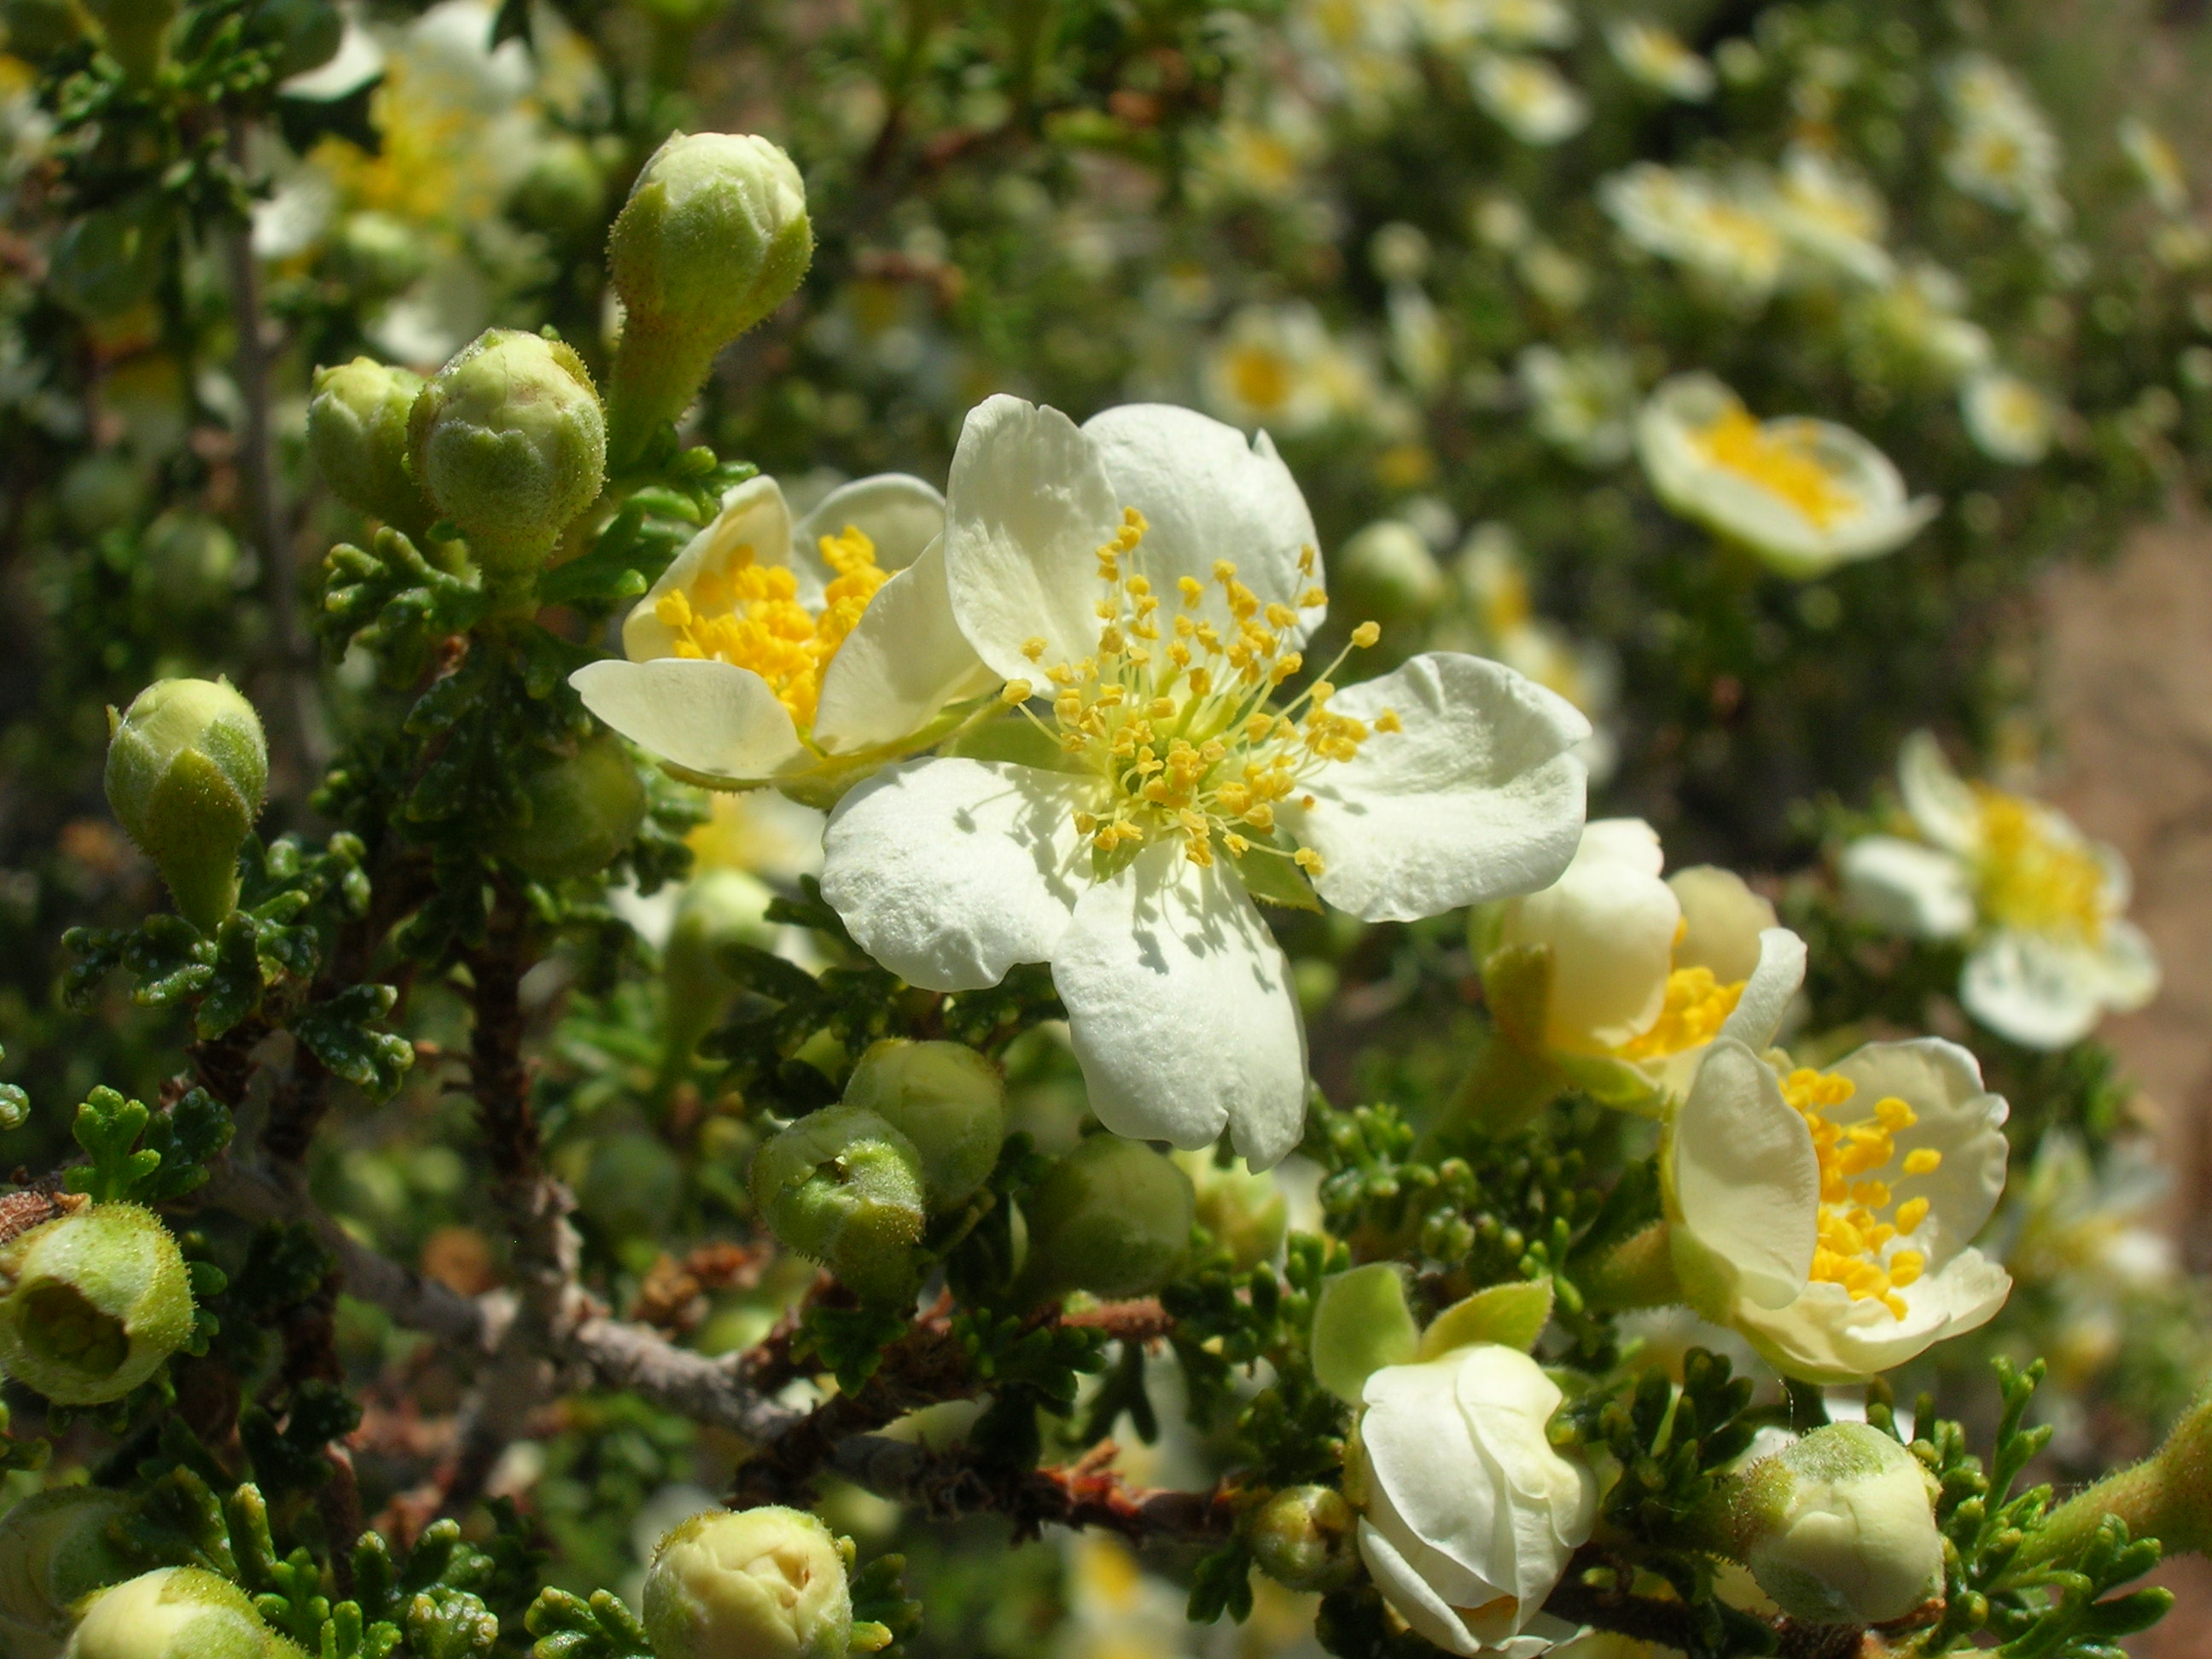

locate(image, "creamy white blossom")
(1941, 55), (2068, 233)
(1516, 345), (1636, 467)
(1841, 734), (2157, 1049)
(1769, 147), (1893, 286)
(820, 397), (1591, 1166)
(1470, 55), (1588, 145)
(1960, 370), (2056, 465)
(1350, 1343), (1596, 1656)
(1637, 374), (1937, 577)
(1666, 1034), (2013, 1383)
(1598, 164), (1785, 300)
(1848, 259), (1993, 383)
(1606, 20), (1714, 102)
(1202, 302), (1383, 436)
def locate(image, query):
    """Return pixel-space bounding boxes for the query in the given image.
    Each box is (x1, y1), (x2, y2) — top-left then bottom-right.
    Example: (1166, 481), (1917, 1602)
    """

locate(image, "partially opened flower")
(1470, 55), (1588, 146)
(1598, 164), (1784, 300)
(1606, 20), (1714, 102)
(1769, 147), (1893, 286)
(1840, 733), (2157, 1049)
(822, 396), (1590, 1167)
(1636, 374), (1938, 578)
(1666, 1035), (2012, 1383)
(1959, 370), (2056, 465)
(571, 472), (995, 798)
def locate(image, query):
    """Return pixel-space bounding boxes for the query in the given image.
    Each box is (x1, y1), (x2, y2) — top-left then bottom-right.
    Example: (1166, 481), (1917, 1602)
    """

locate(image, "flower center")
(653, 526), (888, 731)
(1783, 1067), (1941, 1320)
(1614, 965), (1743, 1062)
(1005, 509), (1395, 875)
(1972, 789), (2107, 940)
(1693, 407), (1856, 528)
(1225, 345), (1294, 413)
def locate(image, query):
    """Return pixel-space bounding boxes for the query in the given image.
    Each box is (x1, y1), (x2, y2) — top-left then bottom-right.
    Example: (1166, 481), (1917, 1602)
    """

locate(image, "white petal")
(1959, 932), (2104, 1049)
(1285, 654), (1592, 925)
(1051, 843), (1308, 1167)
(942, 395), (1121, 679)
(1738, 1250), (2011, 1384)
(2096, 919), (2160, 1011)
(1668, 866), (1778, 982)
(1839, 836), (1975, 940)
(791, 473), (946, 573)
(1497, 818), (1677, 1054)
(570, 657), (804, 781)
(1082, 403), (1323, 644)
(1357, 1520), (1489, 1656)
(1364, 1361), (1514, 1601)
(1897, 731), (1981, 856)
(1669, 1039), (1818, 1312)
(1719, 928), (1807, 1049)
(1830, 1038), (2009, 1263)
(820, 760), (1095, 992)
(813, 537), (997, 753)
(622, 475), (802, 661)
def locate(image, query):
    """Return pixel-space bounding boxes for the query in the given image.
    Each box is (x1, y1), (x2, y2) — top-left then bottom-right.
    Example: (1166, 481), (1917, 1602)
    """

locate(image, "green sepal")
(1418, 1276), (1555, 1359)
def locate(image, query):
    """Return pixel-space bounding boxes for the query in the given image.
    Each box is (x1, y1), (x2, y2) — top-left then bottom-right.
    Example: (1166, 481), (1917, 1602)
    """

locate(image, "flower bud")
(840, 1039), (1004, 1210)
(140, 511), (241, 616)
(491, 737), (647, 882)
(0, 1204), (194, 1406)
(104, 678), (267, 934)
(641, 1507), (851, 1659)
(1249, 1485), (1358, 1592)
(407, 328), (606, 594)
(578, 1130), (684, 1243)
(328, 212), (430, 300)
(79, 0), (172, 82)
(1729, 1423), (1942, 1626)
(1016, 1136), (1193, 1302)
(1175, 1150), (1287, 1271)
(48, 196), (172, 320)
(309, 358), (434, 535)
(65, 1567), (301, 1659)
(0, 1487), (135, 1659)
(1333, 521), (1446, 625)
(604, 133), (810, 469)
(662, 870), (776, 1068)
(749, 1105), (926, 1303)
(509, 136), (608, 241)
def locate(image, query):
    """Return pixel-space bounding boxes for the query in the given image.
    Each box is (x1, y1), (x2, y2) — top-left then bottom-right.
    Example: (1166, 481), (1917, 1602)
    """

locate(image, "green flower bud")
(641, 1507), (851, 1659)
(577, 1131), (684, 1242)
(1, 0), (88, 67)
(1249, 1486), (1359, 1592)
(840, 1039), (1004, 1210)
(0, 1204), (193, 1406)
(307, 358), (434, 536)
(1175, 1150), (1288, 1271)
(663, 869), (776, 1068)
(0, 1487), (136, 1659)
(1016, 1136), (1194, 1303)
(509, 136), (608, 241)
(242, 0), (338, 79)
(327, 214), (430, 302)
(58, 454), (146, 538)
(65, 1567), (301, 1659)
(104, 678), (267, 934)
(79, 0), (172, 81)
(140, 511), (241, 616)
(1334, 520), (1445, 625)
(407, 328), (605, 596)
(492, 737), (647, 882)
(49, 196), (172, 320)
(749, 1105), (926, 1303)
(1728, 1423), (1941, 1626)
(604, 132), (810, 470)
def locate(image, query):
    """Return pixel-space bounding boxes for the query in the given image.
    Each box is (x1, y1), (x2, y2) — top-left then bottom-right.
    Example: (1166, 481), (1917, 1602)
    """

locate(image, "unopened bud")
(79, 0), (172, 81)
(48, 196), (172, 319)
(1016, 1136), (1193, 1303)
(1334, 521), (1445, 625)
(0, 1487), (135, 1659)
(1729, 1423), (1941, 1626)
(0, 1204), (193, 1406)
(1175, 1150), (1288, 1271)
(309, 358), (434, 536)
(840, 1039), (1004, 1210)
(492, 737), (647, 882)
(662, 870), (776, 1068)
(65, 1567), (300, 1659)
(749, 1105), (926, 1303)
(140, 511), (241, 616)
(642, 1507), (851, 1659)
(408, 328), (605, 595)
(578, 1130), (684, 1243)
(328, 212), (430, 300)
(509, 136), (608, 241)
(104, 678), (267, 934)
(1250, 1485), (1359, 1592)
(604, 132), (810, 469)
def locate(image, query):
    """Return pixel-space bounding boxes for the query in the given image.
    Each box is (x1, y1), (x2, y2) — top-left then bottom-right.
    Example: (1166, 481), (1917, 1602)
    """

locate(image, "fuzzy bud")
(329, 213), (429, 300)
(1016, 1136), (1194, 1303)
(492, 737), (647, 882)
(1249, 1485), (1358, 1592)
(604, 132), (810, 469)
(104, 678), (267, 934)
(749, 1105), (926, 1303)
(408, 328), (606, 595)
(0, 1487), (136, 1659)
(840, 1039), (1004, 1211)
(509, 136), (608, 241)
(140, 512), (241, 616)
(308, 358), (434, 535)
(642, 1508), (851, 1659)
(65, 1567), (300, 1659)
(0, 1204), (194, 1406)
(1730, 1423), (1942, 1626)
(662, 870), (775, 1069)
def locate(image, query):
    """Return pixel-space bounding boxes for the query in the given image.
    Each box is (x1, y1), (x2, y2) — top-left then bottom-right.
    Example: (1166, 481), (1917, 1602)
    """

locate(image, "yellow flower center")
(1225, 344), (1294, 414)
(1784, 1067), (1942, 1321)
(1693, 407), (1856, 529)
(1614, 966), (1744, 1062)
(1009, 509), (1395, 875)
(652, 526), (888, 730)
(1972, 789), (2107, 941)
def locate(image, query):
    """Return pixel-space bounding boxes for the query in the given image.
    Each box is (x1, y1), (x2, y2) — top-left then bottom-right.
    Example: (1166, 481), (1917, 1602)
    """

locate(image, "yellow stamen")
(1693, 406), (1856, 530)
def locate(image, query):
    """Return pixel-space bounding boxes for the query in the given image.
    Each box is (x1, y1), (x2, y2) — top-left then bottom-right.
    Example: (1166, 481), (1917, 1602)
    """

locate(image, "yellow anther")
(1894, 1197), (1930, 1235)
(1127, 574), (1151, 597)
(1874, 1097), (1918, 1132)
(1213, 559), (1237, 582)
(1179, 576), (1204, 607)
(1096, 599), (1117, 620)
(1294, 847), (1324, 875)
(1351, 621), (1381, 649)
(1300, 585), (1327, 608)
(1022, 636), (1047, 661)
(1002, 680), (1033, 705)
(1901, 1148), (1942, 1176)
(1887, 1251), (1925, 1288)
(1376, 708), (1403, 734)
(1243, 804), (1275, 833)
(1149, 697), (1177, 719)
(1297, 544), (1317, 575)
(1224, 833), (1250, 855)
(1265, 602), (1297, 629)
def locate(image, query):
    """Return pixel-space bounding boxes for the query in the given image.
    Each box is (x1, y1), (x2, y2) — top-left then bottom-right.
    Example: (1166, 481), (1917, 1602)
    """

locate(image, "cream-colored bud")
(66, 1568), (301, 1659)
(1732, 1423), (1942, 1625)
(641, 1508), (851, 1659)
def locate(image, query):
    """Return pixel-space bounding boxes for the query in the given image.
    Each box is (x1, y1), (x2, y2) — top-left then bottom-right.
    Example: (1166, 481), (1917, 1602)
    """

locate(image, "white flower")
(820, 397), (1591, 1166)
(1470, 55), (1588, 145)
(1769, 147), (1893, 287)
(1516, 345), (1636, 467)
(1848, 259), (1992, 384)
(1666, 1034), (2014, 1383)
(1941, 55), (2068, 232)
(1598, 164), (1784, 300)
(1202, 303), (1382, 436)
(2120, 117), (2189, 215)
(1466, 0), (1577, 49)
(571, 473), (995, 793)
(1451, 528), (1620, 782)
(1636, 374), (1938, 578)
(1606, 20), (1714, 102)
(1350, 1344), (1596, 1656)
(1840, 733), (2158, 1049)
(1959, 370), (2056, 465)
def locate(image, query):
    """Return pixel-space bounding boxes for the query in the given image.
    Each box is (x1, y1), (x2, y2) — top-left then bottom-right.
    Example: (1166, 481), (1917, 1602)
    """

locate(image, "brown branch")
(827, 1436), (1237, 1544)
(1058, 1298), (1173, 1343)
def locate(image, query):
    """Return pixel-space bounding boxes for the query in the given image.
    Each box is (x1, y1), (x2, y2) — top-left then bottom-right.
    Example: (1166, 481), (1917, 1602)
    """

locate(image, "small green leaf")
(1309, 1262), (1418, 1404)
(1418, 1277), (1555, 1359)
